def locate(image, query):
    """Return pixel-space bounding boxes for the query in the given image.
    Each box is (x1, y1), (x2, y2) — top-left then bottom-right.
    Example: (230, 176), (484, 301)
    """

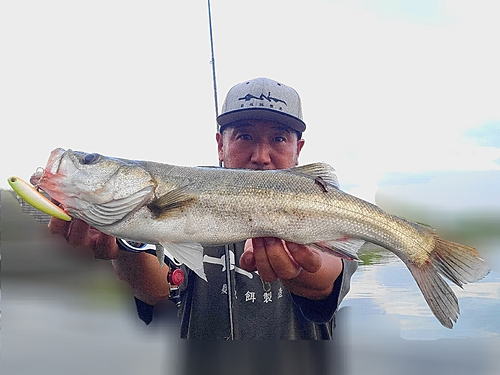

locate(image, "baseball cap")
(217, 77), (306, 133)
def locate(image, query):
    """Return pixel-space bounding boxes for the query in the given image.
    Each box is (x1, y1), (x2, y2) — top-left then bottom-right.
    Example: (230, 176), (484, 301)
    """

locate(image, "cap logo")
(238, 92), (287, 109)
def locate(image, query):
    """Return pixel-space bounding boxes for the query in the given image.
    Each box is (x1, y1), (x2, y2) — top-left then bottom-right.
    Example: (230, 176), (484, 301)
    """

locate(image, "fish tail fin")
(430, 236), (490, 285)
(406, 261), (459, 329)
(405, 235), (490, 329)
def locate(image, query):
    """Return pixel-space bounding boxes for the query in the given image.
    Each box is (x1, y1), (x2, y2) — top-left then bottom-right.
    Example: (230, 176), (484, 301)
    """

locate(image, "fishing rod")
(207, 0), (219, 134)
(207, 0), (235, 340)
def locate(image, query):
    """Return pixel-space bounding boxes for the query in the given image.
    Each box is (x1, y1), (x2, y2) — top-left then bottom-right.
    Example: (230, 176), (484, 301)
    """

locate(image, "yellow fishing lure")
(8, 176), (71, 221)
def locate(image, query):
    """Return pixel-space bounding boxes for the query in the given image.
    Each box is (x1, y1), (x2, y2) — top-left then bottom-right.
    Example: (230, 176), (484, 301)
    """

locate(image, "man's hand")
(48, 217), (120, 260)
(48, 217), (170, 304)
(239, 237), (343, 300)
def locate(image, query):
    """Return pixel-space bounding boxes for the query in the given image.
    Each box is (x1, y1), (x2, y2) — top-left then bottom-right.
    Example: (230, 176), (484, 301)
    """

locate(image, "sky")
(1, 0), (499, 209)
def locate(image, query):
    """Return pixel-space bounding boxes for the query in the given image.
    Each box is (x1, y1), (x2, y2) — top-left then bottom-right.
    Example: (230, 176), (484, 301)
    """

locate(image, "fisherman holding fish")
(21, 74), (489, 342)
(47, 78), (358, 339)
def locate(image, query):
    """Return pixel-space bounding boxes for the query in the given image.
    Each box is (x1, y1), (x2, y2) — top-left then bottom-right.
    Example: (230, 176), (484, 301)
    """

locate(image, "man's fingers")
(253, 237), (303, 281)
(239, 239), (257, 272)
(265, 238), (302, 280)
(252, 238), (278, 282)
(240, 238), (324, 285)
(89, 228), (120, 260)
(65, 219), (91, 247)
(48, 217), (70, 236)
(285, 242), (322, 274)
(49, 217), (90, 247)
(49, 218), (119, 260)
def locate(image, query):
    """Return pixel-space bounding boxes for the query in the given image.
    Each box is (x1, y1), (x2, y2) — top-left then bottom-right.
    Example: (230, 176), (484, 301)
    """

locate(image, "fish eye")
(82, 153), (100, 165)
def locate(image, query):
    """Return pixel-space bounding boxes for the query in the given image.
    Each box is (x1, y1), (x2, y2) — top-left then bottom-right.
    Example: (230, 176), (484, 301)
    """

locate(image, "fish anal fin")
(308, 237), (363, 260)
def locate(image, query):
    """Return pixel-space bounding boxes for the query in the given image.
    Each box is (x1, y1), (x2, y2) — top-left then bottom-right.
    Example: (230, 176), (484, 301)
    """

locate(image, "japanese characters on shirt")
(203, 249), (284, 304)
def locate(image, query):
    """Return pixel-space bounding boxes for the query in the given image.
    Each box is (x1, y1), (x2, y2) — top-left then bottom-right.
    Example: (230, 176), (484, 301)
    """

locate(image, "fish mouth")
(46, 148), (67, 173)
(30, 148), (66, 186)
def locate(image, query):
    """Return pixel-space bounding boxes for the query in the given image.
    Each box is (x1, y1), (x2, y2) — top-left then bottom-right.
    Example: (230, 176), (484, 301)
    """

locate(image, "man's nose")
(250, 143), (272, 167)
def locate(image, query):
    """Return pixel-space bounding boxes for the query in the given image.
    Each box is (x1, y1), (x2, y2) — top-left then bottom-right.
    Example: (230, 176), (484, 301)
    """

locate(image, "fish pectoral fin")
(81, 186), (153, 226)
(159, 241), (207, 282)
(309, 237), (364, 260)
(289, 162), (340, 189)
(147, 187), (198, 219)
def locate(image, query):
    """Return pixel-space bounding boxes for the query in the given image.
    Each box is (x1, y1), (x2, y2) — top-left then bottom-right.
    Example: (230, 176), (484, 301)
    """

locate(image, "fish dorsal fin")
(147, 186), (198, 219)
(290, 162), (340, 189)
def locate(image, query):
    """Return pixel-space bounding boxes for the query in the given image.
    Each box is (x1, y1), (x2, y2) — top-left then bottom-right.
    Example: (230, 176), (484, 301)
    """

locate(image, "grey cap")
(217, 77), (306, 133)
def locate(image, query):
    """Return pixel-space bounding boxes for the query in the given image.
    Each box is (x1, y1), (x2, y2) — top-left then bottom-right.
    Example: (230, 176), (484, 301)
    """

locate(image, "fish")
(30, 148), (490, 329)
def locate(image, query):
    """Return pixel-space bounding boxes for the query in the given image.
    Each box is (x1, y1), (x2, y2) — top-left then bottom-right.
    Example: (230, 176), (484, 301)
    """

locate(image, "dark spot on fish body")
(247, 216), (257, 233)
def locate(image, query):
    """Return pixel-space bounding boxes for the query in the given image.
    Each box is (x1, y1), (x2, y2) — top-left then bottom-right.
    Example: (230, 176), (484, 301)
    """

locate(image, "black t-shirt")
(178, 242), (357, 340)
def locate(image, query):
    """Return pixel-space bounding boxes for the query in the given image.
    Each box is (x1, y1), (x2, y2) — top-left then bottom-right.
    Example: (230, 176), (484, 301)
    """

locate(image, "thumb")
(89, 228), (119, 260)
(239, 239), (257, 272)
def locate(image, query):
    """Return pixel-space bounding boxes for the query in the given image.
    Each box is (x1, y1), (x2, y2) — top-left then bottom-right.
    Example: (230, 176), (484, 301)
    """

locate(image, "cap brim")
(217, 107), (306, 133)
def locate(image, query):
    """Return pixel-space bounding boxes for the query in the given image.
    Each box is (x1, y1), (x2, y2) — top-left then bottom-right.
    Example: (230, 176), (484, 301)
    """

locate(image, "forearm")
(112, 251), (171, 305)
(49, 217), (172, 309)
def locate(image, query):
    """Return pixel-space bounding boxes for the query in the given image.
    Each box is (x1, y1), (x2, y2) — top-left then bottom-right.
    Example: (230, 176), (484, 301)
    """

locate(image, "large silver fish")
(31, 148), (490, 328)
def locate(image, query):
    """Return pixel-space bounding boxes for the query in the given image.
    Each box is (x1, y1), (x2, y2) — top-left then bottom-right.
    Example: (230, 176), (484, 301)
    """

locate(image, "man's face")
(216, 119), (305, 170)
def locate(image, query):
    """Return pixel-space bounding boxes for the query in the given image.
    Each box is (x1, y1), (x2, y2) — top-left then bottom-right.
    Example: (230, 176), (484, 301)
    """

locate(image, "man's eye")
(237, 134), (252, 141)
(274, 136), (286, 142)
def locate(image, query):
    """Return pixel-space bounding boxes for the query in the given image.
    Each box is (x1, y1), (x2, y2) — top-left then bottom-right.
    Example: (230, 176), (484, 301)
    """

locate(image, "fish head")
(31, 148), (156, 227)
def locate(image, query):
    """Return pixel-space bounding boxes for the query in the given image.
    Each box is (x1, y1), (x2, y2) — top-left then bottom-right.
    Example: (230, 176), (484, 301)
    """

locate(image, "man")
(49, 77), (357, 340)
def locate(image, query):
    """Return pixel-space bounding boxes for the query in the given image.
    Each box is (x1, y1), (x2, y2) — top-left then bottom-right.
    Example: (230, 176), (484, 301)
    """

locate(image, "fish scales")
(156, 166), (330, 244)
